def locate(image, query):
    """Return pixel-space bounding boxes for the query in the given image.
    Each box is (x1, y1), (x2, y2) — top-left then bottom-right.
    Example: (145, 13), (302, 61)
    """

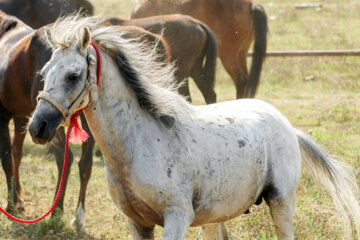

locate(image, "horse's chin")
(31, 135), (53, 145)
(29, 122), (59, 145)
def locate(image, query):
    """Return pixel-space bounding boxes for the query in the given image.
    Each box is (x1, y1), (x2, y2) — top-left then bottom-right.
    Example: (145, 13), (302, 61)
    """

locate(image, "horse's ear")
(42, 27), (55, 50)
(81, 27), (91, 50)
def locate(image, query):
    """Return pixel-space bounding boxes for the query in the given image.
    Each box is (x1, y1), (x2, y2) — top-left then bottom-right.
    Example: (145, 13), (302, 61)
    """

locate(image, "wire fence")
(247, 49), (360, 57)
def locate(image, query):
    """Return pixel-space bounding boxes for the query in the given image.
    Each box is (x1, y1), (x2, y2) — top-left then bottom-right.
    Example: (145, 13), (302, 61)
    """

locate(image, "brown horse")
(0, 0), (94, 28)
(113, 25), (171, 63)
(105, 14), (217, 103)
(0, 11), (95, 228)
(131, 0), (268, 98)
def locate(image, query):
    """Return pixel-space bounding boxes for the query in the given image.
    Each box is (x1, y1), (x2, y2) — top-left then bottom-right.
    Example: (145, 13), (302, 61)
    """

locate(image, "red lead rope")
(0, 126), (71, 223)
(0, 42), (101, 223)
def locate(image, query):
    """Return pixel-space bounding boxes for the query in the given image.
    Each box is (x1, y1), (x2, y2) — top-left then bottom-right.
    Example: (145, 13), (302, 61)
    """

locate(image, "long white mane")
(49, 15), (191, 127)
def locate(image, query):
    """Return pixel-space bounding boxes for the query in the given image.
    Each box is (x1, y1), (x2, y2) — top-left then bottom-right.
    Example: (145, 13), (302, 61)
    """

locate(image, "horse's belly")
(190, 149), (268, 226)
(191, 179), (264, 226)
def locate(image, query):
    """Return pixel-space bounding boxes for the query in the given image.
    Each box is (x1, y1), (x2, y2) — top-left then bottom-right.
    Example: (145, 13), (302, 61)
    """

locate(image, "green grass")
(1, 0), (360, 239)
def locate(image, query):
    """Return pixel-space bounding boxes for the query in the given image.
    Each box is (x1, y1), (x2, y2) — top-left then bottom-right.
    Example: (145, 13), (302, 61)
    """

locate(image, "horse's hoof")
(15, 201), (25, 211)
(71, 217), (86, 230)
(71, 203), (86, 231)
(5, 204), (16, 214)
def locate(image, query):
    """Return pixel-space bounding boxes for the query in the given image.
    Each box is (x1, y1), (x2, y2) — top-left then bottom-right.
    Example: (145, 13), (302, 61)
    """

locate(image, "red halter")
(0, 42), (101, 223)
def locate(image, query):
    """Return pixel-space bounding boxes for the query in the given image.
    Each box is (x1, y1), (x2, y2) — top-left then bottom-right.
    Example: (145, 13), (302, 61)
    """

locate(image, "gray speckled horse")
(28, 16), (360, 239)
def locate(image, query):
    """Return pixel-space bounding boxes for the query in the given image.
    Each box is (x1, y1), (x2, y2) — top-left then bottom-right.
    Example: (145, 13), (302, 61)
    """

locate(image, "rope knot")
(69, 111), (89, 144)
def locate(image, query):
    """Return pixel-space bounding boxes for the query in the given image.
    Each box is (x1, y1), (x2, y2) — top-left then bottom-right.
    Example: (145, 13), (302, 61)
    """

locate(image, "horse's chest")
(104, 164), (165, 227)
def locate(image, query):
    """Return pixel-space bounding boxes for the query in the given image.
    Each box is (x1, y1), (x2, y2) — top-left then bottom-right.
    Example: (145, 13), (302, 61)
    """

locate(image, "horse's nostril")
(37, 121), (48, 138)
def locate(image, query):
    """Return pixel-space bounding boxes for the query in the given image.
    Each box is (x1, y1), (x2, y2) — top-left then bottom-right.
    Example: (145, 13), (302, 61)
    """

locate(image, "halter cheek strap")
(36, 42), (101, 127)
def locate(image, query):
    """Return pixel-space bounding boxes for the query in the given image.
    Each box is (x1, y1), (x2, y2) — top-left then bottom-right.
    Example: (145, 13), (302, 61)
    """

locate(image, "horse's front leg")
(71, 114), (95, 230)
(162, 207), (194, 240)
(127, 218), (155, 240)
(201, 223), (229, 240)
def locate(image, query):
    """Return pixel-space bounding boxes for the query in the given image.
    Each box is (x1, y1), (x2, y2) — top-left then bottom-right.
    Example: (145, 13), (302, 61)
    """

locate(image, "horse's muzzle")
(28, 100), (62, 144)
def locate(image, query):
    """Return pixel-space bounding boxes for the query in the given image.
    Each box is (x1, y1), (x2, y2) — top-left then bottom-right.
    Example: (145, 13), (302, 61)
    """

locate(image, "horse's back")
(114, 14), (208, 77)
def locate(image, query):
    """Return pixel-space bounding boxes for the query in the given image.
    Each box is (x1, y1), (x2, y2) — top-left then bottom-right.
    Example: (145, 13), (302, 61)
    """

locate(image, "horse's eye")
(67, 73), (79, 82)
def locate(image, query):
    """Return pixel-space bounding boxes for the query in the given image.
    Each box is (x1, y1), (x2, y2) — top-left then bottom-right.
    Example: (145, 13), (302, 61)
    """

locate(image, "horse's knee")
(78, 156), (93, 181)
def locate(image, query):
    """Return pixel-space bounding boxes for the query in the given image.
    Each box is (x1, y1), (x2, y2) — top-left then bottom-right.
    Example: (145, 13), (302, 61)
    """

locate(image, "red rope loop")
(0, 126), (72, 223)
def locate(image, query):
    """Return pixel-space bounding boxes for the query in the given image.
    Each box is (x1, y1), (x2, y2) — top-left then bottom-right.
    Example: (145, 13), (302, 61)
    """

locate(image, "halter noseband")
(37, 42), (101, 127)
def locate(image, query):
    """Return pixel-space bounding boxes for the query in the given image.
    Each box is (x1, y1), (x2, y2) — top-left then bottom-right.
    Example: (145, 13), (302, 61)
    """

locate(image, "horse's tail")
(198, 22), (217, 103)
(295, 129), (360, 238)
(248, 3), (268, 97)
(76, 0), (95, 16)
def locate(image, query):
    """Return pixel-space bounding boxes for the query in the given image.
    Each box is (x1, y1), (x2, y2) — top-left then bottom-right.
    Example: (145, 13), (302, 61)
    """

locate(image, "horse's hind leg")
(51, 126), (74, 215)
(0, 115), (14, 211)
(220, 51), (249, 99)
(265, 187), (296, 240)
(12, 118), (27, 211)
(190, 59), (217, 104)
(201, 223), (230, 240)
(127, 218), (155, 240)
(71, 114), (94, 229)
(177, 78), (191, 103)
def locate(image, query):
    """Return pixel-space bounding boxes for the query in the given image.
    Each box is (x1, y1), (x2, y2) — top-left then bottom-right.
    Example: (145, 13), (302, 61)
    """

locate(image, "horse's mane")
(49, 15), (191, 128)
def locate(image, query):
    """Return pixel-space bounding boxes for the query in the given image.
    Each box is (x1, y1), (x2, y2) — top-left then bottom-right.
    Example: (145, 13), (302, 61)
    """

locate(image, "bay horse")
(0, 11), (95, 229)
(28, 16), (360, 239)
(131, 0), (268, 98)
(115, 25), (170, 63)
(105, 14), (217, 104)
(0, 0), (94, 28)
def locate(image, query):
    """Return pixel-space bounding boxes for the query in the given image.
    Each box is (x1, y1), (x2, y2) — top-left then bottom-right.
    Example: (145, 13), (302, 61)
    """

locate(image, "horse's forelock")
(50, 14), (98, 49)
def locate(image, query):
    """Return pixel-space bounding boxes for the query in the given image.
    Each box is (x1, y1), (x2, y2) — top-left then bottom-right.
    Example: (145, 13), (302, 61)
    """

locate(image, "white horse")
(28, 16), (360, 240)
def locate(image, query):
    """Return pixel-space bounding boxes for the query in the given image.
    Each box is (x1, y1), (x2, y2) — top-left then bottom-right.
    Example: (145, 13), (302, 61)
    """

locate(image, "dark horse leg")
(177, 79), (191, 102)
(50, 126), (74, 215)
(71, 113), (95, 229)
(0, 113), (14, 212)
(12, 117), (27, 211)
(174, 65), (191, 102)
(220, 52), (249, 99)
(219, 32), (253, 99)
(190, 59), (216, 104)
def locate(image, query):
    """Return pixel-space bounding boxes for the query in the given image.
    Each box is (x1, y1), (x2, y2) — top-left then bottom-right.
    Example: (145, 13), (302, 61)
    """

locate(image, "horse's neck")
(84, 51), (156, 171)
